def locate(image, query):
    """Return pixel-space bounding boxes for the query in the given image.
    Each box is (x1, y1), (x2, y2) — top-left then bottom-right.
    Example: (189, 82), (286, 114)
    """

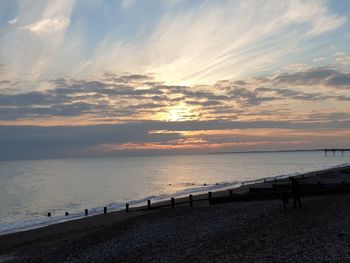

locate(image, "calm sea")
(0, 151), (349, 234)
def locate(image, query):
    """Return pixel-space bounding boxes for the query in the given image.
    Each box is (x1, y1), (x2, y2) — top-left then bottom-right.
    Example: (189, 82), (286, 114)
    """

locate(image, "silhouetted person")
(289, 177), (302, 209)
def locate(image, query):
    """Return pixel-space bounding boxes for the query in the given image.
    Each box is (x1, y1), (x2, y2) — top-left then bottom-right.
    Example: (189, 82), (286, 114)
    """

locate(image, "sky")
(0, 0), (350, 160)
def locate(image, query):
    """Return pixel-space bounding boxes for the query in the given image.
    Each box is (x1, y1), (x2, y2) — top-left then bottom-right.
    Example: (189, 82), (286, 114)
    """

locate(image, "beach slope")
(1, 166), (350, 262)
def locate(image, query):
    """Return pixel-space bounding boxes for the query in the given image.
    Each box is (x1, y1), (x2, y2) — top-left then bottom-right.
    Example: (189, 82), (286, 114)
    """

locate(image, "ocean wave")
(1, 162), (349, 236)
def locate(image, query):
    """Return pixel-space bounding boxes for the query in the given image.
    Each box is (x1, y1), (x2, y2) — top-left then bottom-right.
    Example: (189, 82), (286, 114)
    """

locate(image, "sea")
(0, 151), (349, 235)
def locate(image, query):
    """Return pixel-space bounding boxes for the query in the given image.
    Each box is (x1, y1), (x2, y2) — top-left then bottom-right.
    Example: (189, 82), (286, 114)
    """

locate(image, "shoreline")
(1, 162), (349, 237)
(1, 164), (350, 253)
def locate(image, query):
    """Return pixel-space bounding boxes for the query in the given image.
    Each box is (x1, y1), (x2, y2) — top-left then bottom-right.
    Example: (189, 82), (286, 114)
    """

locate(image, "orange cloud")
(94, 139), (309, 152)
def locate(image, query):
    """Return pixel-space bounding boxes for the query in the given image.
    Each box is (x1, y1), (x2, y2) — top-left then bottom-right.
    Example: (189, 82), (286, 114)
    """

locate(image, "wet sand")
(1, 165), (350, 262)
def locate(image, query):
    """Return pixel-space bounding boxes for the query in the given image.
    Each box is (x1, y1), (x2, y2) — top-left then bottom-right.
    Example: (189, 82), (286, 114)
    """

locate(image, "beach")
(1, 165), (350, 262)
(1, 151), (347, 227)
(2, 0), (350, 261)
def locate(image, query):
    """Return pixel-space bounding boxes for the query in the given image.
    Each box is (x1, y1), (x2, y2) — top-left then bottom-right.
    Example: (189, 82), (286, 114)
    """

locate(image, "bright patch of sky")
(0, 0), (349, 158)
(1, 0), (349, 86)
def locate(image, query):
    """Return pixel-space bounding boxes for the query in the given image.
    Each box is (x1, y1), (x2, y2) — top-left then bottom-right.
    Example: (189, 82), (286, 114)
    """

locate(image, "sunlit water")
(0, 151), (349, 234)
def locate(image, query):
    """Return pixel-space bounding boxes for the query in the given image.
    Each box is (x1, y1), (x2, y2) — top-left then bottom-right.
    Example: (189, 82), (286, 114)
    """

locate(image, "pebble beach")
(1, 165), (350, 262)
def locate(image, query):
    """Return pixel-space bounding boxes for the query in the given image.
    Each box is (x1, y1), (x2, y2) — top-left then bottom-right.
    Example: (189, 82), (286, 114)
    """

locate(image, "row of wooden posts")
(46, 176), (293, 217)
(47, 191), (223, 217)
(46, 175), (348, 218)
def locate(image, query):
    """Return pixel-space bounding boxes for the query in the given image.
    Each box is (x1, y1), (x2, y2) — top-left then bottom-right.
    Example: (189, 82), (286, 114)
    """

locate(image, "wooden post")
(171, 197), (175, 208)
(104, 206), (107, 214)
(189, 194), (193, 207)
(65, 212), (69, 216)
(126, 203), (129, 212)
(208, 192), (212, 204)
(47, 212), (51, 217)
(147, 200), (151, 209)
(229, 189), (233, 196)
(85, 209), (88, 216)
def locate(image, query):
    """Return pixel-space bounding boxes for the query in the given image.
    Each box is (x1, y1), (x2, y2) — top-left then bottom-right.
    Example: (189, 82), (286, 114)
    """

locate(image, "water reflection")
(0, 152), (349, 223)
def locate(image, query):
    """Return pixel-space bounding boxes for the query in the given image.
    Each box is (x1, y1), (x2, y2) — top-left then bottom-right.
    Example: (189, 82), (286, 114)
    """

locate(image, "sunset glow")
(165, 104), (197, 122)
(0, 0), (350, 160)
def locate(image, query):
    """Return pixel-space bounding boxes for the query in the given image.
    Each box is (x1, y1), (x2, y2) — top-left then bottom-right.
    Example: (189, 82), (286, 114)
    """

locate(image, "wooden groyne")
(1, 165), (350, 252)
(46, 167), (350, 217)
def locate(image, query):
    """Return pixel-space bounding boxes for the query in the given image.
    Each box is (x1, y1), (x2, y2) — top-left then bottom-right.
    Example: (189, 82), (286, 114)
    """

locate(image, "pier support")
(324, 149), (349, 157)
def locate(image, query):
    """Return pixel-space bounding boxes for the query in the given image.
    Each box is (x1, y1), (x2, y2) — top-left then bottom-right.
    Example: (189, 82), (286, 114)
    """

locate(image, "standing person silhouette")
(289, 177), (302, 209)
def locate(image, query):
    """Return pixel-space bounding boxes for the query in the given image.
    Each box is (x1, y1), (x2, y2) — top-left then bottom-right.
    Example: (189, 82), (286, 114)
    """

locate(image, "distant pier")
(324, 149), (350, 156)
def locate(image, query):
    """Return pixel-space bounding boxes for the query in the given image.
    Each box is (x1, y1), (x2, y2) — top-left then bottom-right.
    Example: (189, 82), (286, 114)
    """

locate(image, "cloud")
(0, 74), (172, 120)
(7, 17), (17, 25)
(23, 16), (70, 36)
(1, 67), (349, 122)
(289, 1), (347, 36)
(274, 67), (335, 85)
(81, 0), (347, 84)
(254, 87), (327, 102)
(103, 73), (153, 83)
(335, 52), (350, 65)
(0, 0), (347, 86)
(0, 0), (77, 82)
(1, 119), (349, 160)
(306, 112), (350, 122)
(273, 67), (350, 88)
(326, 72), (350, 87)
(229, 88), (276, 106)
(1, 1), (349, 159)
(313, 57), (326, 62)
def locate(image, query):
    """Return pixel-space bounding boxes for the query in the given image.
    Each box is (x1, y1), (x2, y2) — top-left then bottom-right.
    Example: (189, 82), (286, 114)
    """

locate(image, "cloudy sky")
(0, 0), (350, 160)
